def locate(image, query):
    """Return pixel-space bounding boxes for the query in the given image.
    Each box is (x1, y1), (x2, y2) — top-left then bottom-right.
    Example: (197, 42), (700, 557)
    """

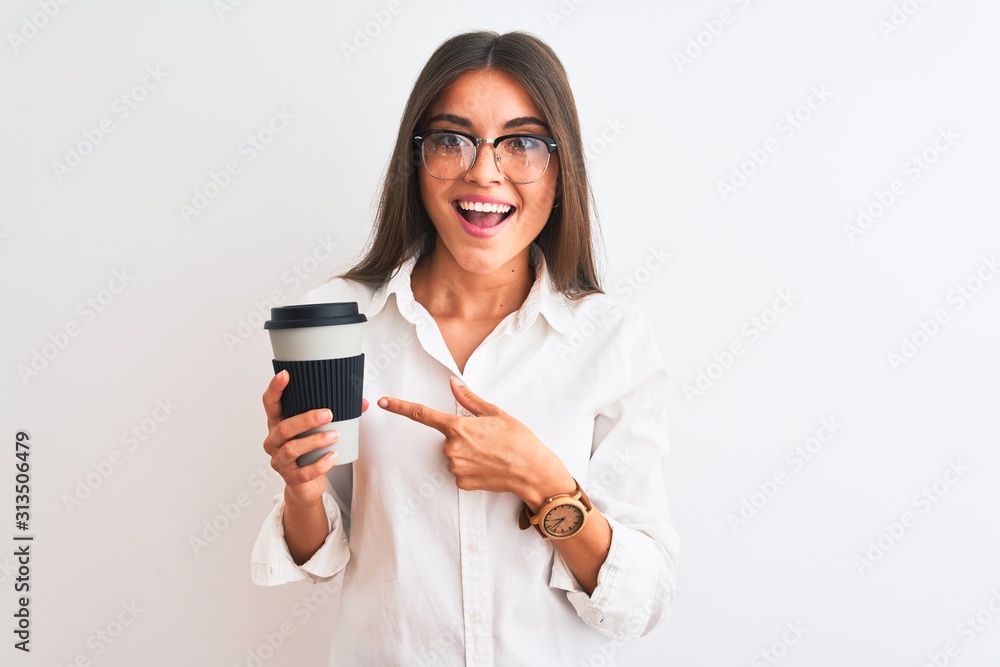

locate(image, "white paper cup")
(264, 302), (366, 466)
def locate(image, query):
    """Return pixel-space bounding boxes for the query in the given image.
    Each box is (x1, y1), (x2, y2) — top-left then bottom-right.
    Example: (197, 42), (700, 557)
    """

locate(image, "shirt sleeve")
(548, 307), (680, 643)
(250, 490), (351, 586)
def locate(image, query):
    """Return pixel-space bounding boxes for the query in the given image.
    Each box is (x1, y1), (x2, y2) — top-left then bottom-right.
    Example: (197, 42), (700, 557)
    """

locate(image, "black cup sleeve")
(272, 354), (364, 421)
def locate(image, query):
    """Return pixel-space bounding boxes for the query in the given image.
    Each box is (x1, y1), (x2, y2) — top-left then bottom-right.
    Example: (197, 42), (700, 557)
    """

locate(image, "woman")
(252, 30), (679, 666)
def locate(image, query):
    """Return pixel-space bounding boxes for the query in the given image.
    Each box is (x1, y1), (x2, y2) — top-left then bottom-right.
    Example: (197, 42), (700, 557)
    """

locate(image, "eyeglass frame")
(411, 129), (558, 184)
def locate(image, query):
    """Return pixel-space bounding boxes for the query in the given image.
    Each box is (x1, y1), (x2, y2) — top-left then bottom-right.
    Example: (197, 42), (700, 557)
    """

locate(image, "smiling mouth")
(455, 200), (516, 227)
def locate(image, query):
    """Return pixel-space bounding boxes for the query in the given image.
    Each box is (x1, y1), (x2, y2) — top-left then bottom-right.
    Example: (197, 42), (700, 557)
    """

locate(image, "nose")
(464, 142), (503, 186)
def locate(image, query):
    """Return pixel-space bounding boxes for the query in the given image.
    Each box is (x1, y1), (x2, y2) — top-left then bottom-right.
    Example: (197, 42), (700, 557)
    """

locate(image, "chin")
(451, 245), (511, 275)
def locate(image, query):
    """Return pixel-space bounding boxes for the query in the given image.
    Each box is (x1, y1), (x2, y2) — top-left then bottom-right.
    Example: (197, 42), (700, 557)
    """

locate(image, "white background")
(2, 1), (999, 665)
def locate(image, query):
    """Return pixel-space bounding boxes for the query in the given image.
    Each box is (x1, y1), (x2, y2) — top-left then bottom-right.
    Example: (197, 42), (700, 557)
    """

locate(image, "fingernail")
(378, 398), (388, 408)
(321, 409), (332, 422)
(327, 430), (339, 441)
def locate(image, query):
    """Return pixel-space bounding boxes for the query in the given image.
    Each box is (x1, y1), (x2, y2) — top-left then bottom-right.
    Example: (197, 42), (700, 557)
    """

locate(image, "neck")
(411, 241), (534, 321)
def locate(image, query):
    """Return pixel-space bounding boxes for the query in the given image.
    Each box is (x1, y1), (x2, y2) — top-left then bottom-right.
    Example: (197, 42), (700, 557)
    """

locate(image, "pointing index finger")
(378, 396), (454, 433)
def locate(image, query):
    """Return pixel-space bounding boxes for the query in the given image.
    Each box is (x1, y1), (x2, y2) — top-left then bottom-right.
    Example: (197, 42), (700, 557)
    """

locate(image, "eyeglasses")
(411, 129), (558, 184)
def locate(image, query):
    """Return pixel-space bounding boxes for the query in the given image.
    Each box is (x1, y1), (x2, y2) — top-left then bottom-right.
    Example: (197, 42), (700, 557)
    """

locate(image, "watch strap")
(518, 503), (544, 536)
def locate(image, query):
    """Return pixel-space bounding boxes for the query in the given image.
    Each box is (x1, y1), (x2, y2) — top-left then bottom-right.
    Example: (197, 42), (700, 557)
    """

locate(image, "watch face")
(543, 504), (584, 537)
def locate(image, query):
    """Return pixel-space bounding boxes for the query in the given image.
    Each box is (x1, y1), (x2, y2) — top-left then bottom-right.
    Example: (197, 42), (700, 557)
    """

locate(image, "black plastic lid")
(263, 302), (367, 329)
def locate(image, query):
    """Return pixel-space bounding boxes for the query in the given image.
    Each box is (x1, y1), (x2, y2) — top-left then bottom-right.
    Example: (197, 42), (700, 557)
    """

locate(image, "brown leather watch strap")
(518, 503), (543, 536)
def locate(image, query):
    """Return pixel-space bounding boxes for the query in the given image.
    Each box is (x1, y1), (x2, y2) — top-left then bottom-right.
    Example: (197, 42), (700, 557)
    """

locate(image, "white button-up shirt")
(251, 246), (680, 666)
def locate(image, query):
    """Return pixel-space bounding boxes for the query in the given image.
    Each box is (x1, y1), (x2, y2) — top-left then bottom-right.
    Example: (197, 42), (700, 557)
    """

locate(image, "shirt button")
(469, 541), (479, 553)
(471, 611), (483, 623)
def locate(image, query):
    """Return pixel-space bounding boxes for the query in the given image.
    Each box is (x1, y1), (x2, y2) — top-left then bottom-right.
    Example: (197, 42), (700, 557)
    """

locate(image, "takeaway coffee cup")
(264, 302), (366, 466)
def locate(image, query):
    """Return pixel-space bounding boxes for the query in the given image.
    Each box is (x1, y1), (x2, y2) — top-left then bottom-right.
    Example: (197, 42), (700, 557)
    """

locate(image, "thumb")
(450, 376), (498, 417)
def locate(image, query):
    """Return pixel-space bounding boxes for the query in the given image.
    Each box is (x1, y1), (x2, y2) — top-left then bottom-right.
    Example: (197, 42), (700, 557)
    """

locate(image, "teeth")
(458, 201), (512, 214)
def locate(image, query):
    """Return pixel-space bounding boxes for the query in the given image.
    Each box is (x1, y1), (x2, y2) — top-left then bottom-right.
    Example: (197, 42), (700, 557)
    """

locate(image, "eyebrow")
(424, 113), (550, 132)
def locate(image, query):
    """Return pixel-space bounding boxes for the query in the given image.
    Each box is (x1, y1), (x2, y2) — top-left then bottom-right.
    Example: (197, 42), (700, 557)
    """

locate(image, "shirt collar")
(365, 243), (576, 336)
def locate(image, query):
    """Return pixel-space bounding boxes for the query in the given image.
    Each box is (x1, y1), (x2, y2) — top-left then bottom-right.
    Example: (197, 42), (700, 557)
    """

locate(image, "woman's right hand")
(262, 370), (348, 507)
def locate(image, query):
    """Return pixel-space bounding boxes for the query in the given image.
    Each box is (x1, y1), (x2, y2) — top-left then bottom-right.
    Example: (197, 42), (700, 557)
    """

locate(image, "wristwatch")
(518, 479), (593, 540)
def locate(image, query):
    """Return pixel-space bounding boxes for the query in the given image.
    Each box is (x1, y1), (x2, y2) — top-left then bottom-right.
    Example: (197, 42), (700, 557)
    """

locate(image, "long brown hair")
(342, 30), (602, 298)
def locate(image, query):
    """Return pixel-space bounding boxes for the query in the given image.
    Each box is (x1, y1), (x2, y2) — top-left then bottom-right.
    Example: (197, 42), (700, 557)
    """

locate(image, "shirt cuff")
(548, 515), (676, 643)
(250, 491), (351, 586)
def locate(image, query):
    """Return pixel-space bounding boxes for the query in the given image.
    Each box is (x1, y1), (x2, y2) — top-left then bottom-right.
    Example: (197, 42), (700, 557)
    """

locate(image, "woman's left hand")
(377, 376), (568, 499)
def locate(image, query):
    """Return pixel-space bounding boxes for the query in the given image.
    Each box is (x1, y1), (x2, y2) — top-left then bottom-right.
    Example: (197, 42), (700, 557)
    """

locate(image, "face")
(417, 69), (559, 276)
